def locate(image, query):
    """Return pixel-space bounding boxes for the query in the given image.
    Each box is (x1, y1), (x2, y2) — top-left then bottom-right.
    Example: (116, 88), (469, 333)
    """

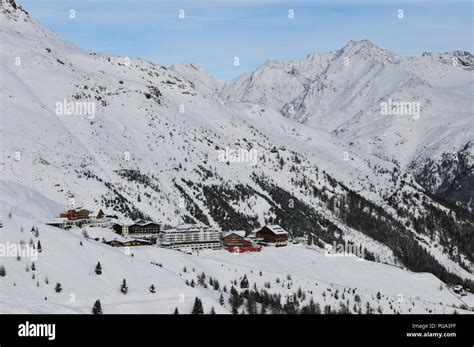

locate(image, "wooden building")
(105, 238), (151, 247)
(59, 208), (90, 220)
(113, 221), (160, 240)
(222, 231), (252, 248)
(255, 225), (288, 247)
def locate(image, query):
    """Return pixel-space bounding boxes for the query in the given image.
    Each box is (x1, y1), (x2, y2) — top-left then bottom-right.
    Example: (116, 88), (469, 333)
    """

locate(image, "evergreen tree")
(210, 306), (216, 314)
(95, 262), (102, 275)
(283, 297), (298, 314)
(219, 293), (225, 306)
(192, 297), (204, 314)
(0, 265), (6, 277)
(120, 279), (128, 294)
(55, 282), (62, 293)
(229, 286), (242, 314)
(174, 307), (179, 314)
(31, 262), (36, 271)
(366, 302), (373, 314)
(240, 274), (249, 289)
(37, 240), (42, 253)
(246, 295), (257, 314)
(198, 272), (206, 286)
(92, 299), (102, 314)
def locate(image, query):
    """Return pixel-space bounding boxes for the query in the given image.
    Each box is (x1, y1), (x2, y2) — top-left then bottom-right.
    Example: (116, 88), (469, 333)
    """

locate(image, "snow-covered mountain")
(220, 40), (474, 211)
(0, 0), (473, 313)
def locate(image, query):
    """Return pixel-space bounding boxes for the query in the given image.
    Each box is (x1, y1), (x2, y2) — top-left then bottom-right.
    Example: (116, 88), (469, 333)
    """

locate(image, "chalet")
(159, 224), (222, 251)
(113, 221), (160, 240)
(222, 230), (261, 253)
(59, 208), (90, 220)
(255, 225), (288, 247)
(105, 239), (124, 247)
(105, 238), (151, 247)
(95, 209), (105, 219)
(51, 207), (111, 229)
(222, 231), (252, 248)
(122, 239), (152, 247)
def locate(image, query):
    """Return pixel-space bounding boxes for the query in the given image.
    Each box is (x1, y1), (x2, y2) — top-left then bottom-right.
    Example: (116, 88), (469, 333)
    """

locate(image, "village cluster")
(48, 207), (294, 254)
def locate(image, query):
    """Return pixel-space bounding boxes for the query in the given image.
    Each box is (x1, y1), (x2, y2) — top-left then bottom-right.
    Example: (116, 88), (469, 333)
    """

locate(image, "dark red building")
(255, 225), (288, 247)
(59, 208), (90, 220)
(222, 231), (252, 248)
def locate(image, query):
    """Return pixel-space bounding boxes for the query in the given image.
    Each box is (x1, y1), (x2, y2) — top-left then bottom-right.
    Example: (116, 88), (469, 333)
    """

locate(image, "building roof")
(163, 224), (220, 233)
(223, 230), (246, 238)
(264, 225), (288, 235)
(114, 221), (160, 228)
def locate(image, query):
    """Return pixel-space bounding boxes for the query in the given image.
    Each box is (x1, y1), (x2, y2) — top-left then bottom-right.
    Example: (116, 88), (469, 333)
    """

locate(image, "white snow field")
(1, 210), (472, 314)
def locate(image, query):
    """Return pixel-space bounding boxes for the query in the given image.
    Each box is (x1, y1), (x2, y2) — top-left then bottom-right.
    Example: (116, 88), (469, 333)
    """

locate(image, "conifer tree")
(95, 262), (102, 275)
(240, 274), (249, 289)
(219, 293), (225, 306)
(192, 297), (204, 314)
(120, 279), (128, 294)
(92, 299), (103, 314)
(55, 282), (62, 293)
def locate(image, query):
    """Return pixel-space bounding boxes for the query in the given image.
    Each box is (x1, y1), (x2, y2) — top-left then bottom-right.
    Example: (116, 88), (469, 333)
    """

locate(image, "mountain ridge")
(1, 0), (473, 293)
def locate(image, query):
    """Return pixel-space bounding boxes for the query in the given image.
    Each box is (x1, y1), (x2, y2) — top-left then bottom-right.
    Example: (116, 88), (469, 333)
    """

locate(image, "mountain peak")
(338, 39), (397, 62)
(345, 39), (377, 48)
(2, 0), (29, 16)
(341, 39), (386, 54)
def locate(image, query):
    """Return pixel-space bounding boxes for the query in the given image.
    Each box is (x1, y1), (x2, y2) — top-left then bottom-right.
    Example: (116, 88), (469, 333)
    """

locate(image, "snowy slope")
(1, 206), (472, 314)
(0, 0), (473, 313)
(221, 40), (474, 211)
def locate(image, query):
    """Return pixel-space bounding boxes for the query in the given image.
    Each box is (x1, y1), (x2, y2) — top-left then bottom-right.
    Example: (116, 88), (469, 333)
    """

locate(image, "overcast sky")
(18, 0), (474, 80)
